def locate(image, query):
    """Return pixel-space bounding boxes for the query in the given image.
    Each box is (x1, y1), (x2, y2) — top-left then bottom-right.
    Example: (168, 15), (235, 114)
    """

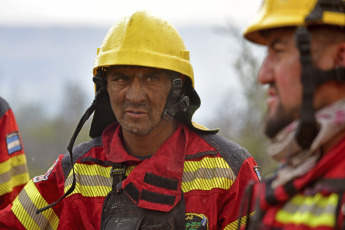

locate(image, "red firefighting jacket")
(0, 122), (259, 230)
(0, 97), (29, 210)
(241, 135), (345, 230)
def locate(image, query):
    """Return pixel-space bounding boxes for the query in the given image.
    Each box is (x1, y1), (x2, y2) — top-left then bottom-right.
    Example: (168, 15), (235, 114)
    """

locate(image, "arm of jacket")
(184, 132), (260, 230)
(0, 97), (29, 210)
(220, 156), (258, 229)
(0, 136), (104, 229)
(0, 154), (65, 230)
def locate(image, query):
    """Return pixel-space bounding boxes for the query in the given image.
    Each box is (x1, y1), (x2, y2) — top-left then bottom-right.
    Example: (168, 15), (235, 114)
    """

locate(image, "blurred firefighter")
(239, 0), (345, 229)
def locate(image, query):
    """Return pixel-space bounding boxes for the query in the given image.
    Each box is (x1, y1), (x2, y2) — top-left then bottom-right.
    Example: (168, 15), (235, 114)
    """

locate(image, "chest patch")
(185, 213), (208, 230)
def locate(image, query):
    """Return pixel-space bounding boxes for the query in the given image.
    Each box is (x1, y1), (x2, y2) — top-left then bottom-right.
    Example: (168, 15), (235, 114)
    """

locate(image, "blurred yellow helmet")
(244, 0), (345, 45)
(93, 10), (194, 86)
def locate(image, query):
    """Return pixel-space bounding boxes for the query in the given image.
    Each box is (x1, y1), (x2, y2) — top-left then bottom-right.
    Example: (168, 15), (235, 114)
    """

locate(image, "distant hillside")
(0, 25), (239, 122)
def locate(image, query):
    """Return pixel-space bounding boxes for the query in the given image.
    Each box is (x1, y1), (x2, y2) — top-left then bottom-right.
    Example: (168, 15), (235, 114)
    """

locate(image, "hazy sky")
(1, 0), (262, 27)
(1, 0), (265, 124)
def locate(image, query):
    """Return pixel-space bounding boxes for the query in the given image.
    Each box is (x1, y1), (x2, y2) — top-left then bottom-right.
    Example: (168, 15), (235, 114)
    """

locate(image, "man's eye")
(144, 73), (161, 83)
(113, 75), (128, 82)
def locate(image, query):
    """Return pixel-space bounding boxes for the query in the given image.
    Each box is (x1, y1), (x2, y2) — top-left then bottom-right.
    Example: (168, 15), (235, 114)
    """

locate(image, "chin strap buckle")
(162, 96), (190, 122)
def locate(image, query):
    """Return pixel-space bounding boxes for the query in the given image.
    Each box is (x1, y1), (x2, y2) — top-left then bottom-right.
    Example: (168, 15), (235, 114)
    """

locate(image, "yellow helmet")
(90, 11), (216, 138)
(93, 10), (194, 86)
(244, 0), (345, 45)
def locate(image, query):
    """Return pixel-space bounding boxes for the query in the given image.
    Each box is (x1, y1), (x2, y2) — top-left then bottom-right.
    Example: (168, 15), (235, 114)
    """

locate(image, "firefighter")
(0, 11), (259, 229)
(0, 97), (29, 210)
(240, 0), (345, 229)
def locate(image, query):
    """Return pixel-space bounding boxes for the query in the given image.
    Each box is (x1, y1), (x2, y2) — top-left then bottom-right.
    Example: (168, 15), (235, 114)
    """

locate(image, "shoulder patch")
(0, 97), (10, 119)
(199, 133), (251, 177)
(185, 213), (208, 230)
(6, 132), (23, 154)
(254, 166), (262, 182)
(61, 136), (103, 178)
(33, 158), (59, 183)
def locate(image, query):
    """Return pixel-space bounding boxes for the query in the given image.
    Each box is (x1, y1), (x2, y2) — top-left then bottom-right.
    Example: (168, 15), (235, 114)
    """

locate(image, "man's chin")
(122, 125), (152, 136)
(264, 112), (294, 139)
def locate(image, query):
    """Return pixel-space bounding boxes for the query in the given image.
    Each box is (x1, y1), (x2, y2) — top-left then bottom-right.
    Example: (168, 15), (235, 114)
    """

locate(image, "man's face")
(258, 29), (303, 138)
(259, 28), (341, 139)
(106, 66), (172, 136)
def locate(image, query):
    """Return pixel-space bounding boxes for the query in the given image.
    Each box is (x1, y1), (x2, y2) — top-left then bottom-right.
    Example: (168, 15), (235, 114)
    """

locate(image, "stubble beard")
(122, 117), (160, 136)
(120, 108), (163, 136)
(264, 103), (296, 139)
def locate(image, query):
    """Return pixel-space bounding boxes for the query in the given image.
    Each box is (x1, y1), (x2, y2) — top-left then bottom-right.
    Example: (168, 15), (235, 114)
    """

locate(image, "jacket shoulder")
(61, 136), (103, 178)
(199, 133), (252, 177)
(0, 97), (10, 119)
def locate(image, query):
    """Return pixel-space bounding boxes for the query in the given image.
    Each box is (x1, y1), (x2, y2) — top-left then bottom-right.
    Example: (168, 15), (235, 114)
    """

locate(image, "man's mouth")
(267, 87), (278, 110)
(125, 109), (147, 118)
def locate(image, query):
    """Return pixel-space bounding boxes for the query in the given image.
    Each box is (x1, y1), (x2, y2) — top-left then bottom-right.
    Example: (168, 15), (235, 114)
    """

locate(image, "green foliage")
(206, 26), (277, 179)
(16, 82), (92, 177)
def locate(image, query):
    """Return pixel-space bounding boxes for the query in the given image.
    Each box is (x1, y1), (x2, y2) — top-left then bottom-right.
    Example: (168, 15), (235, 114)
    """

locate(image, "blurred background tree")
(205, 25), (277, 178)
(12, 25), (276, 179)
(15, 82), (92, 176)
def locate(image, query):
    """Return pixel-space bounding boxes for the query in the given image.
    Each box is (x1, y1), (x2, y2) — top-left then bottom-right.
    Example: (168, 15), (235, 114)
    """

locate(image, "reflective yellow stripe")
(183, 157), (232, 172)
(224, 212), (255, 230)
(0, 154), (29, 196)
(64, 163), (135, 197)
(0, 154), (28, 174)
(64, 163), (112, 197)
(182, 157), (235, 192)
(275, 193), (338, 228)
(0, 172), (30, 196)
(64, 157), (234, 196)
(12, 181), (59, 230)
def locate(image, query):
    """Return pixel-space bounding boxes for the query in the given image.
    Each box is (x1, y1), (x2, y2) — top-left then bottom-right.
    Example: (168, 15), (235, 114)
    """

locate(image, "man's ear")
(335, 42), (345, 67)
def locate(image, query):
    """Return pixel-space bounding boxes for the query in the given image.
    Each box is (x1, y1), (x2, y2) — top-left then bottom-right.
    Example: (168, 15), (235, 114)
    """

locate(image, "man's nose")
(258, 55), (274, 85)
(126, 75), (146, 103)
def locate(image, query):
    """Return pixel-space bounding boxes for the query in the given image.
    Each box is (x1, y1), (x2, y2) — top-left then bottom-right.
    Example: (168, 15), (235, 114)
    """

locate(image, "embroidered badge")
(254, 166), (261, 182)
(6, 132), (23, 154)
(185, 213), (208, 230)
(33, 158), (59, 183)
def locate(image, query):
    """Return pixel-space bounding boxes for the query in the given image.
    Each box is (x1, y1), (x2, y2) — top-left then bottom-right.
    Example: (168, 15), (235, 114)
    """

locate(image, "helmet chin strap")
(162, 73), (190, 122)
(294, 0), (345, 149)
(36, 70), (106, 214)
(295, 26), (345, 149)
(294, 26), (319, 149)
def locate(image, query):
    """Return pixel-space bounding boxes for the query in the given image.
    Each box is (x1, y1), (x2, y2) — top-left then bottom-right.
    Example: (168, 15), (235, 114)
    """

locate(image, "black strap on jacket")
(110, 163), (127, 192)
(36, 70), (106, 214)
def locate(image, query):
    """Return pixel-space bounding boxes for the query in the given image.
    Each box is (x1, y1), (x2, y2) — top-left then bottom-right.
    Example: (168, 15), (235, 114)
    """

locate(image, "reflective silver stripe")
(18, 188), (54, 230)
(65, 173), (112, 188)
(12, 181), (59, 230)
(282, 199), (337, 216)
(182, 167), (235, 183)
(275, 193), (338, 228)
(0, 164), (28, 184)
